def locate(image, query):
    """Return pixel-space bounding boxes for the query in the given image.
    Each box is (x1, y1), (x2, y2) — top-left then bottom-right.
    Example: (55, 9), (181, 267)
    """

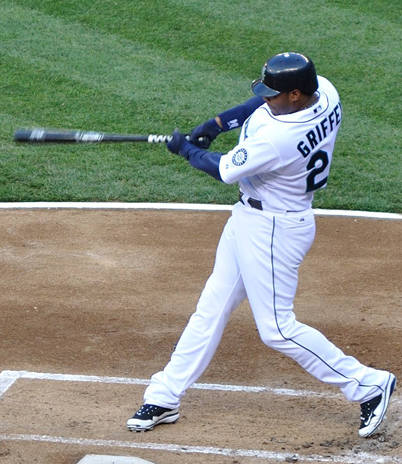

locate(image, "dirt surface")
(0, 208), (401, 464)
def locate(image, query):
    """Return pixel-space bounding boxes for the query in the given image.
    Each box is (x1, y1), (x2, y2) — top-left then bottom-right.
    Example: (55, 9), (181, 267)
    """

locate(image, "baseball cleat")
(359, 373), (396, 438)
(127, 404), (179, 432)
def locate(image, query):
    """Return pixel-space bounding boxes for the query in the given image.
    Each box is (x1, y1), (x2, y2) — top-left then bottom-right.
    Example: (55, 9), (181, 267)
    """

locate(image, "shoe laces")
(360, 395), (381, 423)
(137, 404), (154, 416)
(135, 404), (165, 418)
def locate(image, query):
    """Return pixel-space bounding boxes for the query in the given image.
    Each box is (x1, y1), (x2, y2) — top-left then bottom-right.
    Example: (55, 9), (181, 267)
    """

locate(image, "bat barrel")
(14, 128), (88, 143)
(14, 129), (164, 143)
(14, 129), (46, 142)
(13, 128), (205, 145)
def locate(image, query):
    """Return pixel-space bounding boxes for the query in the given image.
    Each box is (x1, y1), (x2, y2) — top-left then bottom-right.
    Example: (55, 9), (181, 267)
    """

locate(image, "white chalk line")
(0, 370), (342, 399)
(1, 370), (401, 403)
(0, 376), (16, 396)
(1, 371), (401, 463)
(0, 202), (401, 220)
(1, 434), (402, 464)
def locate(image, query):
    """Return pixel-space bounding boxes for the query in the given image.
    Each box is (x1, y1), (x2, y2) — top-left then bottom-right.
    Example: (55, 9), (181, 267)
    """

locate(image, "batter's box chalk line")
(1, 370), (401, 402)
(1, 370), (401, 463)
(0, 433), (402, 464)
(0, 369), (344, 398)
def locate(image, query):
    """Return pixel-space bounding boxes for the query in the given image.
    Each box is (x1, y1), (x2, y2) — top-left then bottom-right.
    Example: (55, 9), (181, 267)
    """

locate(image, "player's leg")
(127, 216), (247, 430)
(232, 204), (392, 411)
(264, 210), (395, 438)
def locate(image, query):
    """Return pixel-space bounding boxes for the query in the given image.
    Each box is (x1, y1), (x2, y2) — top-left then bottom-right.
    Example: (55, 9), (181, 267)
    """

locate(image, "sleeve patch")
(232, 148), (248, 166)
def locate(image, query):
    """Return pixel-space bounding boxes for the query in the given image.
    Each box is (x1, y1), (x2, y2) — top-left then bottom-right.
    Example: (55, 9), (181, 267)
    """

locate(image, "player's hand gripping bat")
(13, 128), (207, 145)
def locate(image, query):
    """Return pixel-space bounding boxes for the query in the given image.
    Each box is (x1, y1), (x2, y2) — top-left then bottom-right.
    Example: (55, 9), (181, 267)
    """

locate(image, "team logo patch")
(232, 148), (248, 166)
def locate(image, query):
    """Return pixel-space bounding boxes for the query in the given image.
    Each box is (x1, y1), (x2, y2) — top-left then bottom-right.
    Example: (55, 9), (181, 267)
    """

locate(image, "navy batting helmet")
(251, 52), (318, 97)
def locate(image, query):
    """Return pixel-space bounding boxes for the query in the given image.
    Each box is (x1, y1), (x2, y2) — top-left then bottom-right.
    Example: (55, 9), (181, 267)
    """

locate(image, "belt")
(239, 191), (308, 215)
(239, 191), (263, 211)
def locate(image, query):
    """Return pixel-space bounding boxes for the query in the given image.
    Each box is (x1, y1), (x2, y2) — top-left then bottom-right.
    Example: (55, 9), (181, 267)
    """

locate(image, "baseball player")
(127, 52), (396, 437)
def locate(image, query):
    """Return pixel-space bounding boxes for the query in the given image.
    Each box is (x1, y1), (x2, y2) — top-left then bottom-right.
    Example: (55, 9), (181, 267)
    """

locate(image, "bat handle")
(147, 135), (172, 143)
(147, 134), (209, 146)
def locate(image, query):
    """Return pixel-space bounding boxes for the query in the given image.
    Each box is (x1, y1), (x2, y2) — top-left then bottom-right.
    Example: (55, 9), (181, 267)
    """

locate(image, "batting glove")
(166, 129), (189, 158)
(189, 118), (222, 149)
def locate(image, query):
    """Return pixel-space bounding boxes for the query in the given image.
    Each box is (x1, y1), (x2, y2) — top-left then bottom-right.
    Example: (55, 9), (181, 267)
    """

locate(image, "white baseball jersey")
(140, 74), (390, 417)
(219, 76), (342, 212)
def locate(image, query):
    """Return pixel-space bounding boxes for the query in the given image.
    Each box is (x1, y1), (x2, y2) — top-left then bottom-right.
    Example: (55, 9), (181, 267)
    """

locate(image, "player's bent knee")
(256, 317), (300, 348)
(257, 324), (285, 347)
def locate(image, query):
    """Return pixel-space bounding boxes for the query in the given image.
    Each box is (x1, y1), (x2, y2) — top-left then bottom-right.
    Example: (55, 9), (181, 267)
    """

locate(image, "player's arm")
(219, 130), (283, 184)
(167, 130), (224, 181)
(189, 96), (265, 148)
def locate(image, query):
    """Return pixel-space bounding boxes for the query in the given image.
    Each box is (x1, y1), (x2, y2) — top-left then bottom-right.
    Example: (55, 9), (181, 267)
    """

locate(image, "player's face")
(263, 92), (296, 115)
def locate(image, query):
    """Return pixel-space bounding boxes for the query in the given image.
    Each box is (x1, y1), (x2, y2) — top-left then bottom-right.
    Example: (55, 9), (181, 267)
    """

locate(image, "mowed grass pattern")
(1, 0), (401, 210)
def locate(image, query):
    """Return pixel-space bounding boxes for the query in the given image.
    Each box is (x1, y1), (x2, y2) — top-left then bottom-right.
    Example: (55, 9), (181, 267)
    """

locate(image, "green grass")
(0, 0), (401, 211)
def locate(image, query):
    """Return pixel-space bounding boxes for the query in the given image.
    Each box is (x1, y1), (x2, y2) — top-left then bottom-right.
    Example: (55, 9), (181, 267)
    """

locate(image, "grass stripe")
(0, 2), (253, 117)
(0, 0), (400, 210)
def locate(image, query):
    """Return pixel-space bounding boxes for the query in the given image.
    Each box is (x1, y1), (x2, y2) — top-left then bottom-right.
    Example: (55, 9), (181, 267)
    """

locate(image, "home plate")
(77, 455), (155, 464)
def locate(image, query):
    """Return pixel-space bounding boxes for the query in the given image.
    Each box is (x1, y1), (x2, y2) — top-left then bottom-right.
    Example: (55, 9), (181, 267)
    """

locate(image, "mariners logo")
(232, 148), (248, 166)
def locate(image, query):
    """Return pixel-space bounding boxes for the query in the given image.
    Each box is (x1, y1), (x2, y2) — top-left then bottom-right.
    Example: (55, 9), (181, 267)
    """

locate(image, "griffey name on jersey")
(297, 101), (342, 157)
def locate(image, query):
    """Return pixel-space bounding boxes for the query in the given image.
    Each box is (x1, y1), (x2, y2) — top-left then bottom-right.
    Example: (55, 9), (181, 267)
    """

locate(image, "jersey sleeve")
(218, 96), (265, 131)
(219, 128), (283, 184)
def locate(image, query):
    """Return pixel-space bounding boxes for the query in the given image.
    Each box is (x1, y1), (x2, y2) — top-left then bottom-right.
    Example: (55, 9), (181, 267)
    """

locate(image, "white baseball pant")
(143, 202), (390, 408)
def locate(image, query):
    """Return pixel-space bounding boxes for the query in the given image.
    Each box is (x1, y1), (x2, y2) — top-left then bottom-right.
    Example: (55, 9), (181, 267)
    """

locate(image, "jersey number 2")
(306, 149), (329, 192)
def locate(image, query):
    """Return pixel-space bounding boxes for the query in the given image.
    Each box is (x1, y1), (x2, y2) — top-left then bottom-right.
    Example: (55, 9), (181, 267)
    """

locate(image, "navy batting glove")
(166, 129), (188, 157)
(189, 118), (222, 149)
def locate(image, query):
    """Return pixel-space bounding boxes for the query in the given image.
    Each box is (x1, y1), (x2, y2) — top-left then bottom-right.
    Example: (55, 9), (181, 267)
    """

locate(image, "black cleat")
(359, 373), (396, 437)
(127, 404), (179, 431)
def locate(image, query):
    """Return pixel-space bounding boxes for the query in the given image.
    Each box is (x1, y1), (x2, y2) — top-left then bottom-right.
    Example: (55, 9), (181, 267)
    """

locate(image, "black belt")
(239, 191), (263, 211)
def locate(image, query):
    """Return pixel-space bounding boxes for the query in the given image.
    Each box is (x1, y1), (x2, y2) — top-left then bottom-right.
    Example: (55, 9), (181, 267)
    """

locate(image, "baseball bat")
(14, 128), (179, 144)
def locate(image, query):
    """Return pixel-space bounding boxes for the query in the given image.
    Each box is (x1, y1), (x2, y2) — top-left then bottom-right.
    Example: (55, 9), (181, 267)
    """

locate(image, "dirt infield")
(0, 208), (401, 464)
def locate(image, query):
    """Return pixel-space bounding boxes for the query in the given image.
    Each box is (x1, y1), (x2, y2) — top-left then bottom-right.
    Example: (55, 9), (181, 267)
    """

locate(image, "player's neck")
(295, 92), (318, 113)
